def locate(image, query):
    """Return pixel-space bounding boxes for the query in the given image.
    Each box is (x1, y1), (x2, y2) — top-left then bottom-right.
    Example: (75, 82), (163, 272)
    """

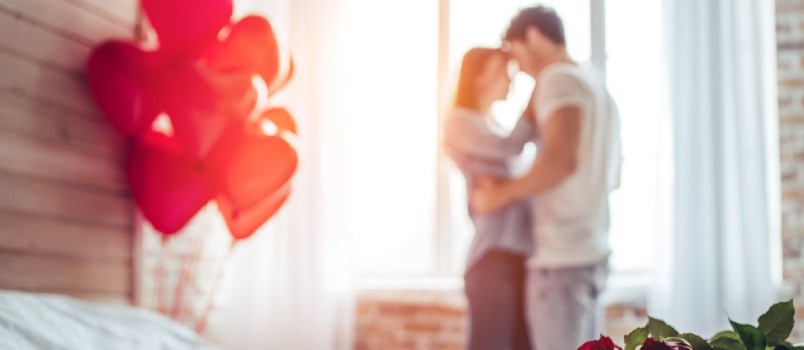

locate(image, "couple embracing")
(445, 5), (622, 350)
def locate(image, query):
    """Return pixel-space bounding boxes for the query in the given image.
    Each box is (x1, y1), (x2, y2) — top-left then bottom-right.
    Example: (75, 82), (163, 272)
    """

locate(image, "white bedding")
(0, 290), (219, 350)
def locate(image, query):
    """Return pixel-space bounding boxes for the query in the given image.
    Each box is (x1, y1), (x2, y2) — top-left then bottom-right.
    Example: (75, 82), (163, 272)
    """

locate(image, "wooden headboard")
(0, 0), (140, 305)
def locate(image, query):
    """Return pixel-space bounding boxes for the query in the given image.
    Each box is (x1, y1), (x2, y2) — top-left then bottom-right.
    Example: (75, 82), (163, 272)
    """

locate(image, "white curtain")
(653, 0), (780, 336)
(208, 0), (355, 349)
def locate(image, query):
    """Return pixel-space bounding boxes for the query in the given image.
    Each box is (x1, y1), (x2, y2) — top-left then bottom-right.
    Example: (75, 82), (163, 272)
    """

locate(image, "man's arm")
(472, 106), (582, 214)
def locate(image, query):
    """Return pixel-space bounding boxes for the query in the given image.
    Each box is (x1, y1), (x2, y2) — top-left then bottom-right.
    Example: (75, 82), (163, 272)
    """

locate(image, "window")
(344, 1), (440, 276)
(605, 0), (671, 277)
(348, 0), (671, 289)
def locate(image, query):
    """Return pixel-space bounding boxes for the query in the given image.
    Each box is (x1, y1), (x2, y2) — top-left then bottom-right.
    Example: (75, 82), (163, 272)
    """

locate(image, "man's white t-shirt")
(528, 62), (622, 269)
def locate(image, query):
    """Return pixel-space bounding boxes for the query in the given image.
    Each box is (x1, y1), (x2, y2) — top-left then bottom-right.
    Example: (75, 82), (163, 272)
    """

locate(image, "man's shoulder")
(542, 63), (597, 85)
(540, 61), (583, 77)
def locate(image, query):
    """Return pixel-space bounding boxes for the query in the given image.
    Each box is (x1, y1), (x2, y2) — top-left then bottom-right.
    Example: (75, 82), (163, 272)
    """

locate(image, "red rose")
(641, 338), (693, 350)
(640, 338), (673, 350)
(578, 336), (623, 350)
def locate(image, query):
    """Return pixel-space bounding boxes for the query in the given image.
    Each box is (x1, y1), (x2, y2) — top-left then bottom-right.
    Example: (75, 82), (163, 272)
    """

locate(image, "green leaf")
(624, 326), (649, 350)
(666, 337), (693, 346)
(712, 331), (740, 341)
(711, 331), (746, 350)
(731, 319), (768, 350)
(758, 300), (795, 346)
(648, 317), (680, 339)
(712, 331), (742, 342)
(676, 333), (714, 350)
(711, 336), (748, 350)
(774, 341), (794, 350)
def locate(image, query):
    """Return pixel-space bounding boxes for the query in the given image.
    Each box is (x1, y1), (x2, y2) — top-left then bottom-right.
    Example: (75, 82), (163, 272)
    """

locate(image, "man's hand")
(471, 176), (509, 215)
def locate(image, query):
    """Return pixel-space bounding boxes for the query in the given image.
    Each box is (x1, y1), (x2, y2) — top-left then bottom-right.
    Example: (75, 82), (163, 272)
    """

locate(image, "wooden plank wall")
(0, 0), (139, 305)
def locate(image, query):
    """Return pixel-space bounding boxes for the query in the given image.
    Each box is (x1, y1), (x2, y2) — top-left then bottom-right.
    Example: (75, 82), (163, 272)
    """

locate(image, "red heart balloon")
(127, 131), (218, 235)
(206, 15), (280, 86)
(221, 134), (297, 211)
(257, 107), (297, 135)
(86, 41), (161, 137)
(268, 56), (294, 94)
(202, 118), (248, 180)
(217, 183), (291, 240)
(157, 63), (256, 160)
(141, 0), (232, 57)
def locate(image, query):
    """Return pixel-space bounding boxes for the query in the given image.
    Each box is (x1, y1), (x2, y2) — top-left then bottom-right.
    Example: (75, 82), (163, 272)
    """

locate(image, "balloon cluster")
(86, 0), (297, 240)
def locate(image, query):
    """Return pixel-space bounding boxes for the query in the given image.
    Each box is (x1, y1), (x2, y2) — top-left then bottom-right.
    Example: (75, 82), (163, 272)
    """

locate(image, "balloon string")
(157, 235), (169, 314)
(176, 210), (214, 322)
(170, 250), (188, 320)
(194, 240), (236, 335)
(171, 208), (212, 321)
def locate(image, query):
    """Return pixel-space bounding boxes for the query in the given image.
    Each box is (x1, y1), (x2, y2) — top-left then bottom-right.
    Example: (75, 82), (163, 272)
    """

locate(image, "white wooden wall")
(0, 0), (139, 304)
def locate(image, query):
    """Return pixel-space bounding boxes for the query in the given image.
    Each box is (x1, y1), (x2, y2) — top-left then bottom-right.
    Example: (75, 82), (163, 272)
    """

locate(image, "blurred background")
(0, 0), (798, 349)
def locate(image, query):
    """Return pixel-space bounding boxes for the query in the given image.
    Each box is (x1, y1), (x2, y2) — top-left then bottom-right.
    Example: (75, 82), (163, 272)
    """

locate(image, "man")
(472, 5), (622, 349)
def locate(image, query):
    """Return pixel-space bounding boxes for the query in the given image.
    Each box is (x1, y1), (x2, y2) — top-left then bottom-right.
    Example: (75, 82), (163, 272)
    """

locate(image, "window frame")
(356, 0), (655, 304)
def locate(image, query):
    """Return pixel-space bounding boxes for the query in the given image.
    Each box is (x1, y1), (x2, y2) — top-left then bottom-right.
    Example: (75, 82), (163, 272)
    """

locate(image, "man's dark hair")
(503, 5), (566, 45)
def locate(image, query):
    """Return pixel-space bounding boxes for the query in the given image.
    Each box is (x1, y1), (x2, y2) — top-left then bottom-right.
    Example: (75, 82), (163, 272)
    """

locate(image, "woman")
(444, 47), (535, 350)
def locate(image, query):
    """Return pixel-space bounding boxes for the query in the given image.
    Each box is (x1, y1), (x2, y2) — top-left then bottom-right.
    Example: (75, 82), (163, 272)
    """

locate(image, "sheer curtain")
(208, 0), (355, 349)
(653, 0), (780, 335)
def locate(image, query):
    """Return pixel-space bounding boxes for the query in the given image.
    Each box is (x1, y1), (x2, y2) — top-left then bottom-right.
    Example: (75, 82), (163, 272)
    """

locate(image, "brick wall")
(778, 0), (804, 342)
(355, 291), (467, 350)
(354, 290), (646, 350)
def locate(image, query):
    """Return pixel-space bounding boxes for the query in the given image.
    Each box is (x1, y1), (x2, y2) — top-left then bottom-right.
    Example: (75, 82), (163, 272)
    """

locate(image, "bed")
(0, 211), (221, 350)
(0, 290), (218, 350)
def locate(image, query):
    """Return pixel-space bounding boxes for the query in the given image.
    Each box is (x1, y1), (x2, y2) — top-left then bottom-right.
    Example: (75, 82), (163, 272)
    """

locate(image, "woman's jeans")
(464, 250), (531, 350)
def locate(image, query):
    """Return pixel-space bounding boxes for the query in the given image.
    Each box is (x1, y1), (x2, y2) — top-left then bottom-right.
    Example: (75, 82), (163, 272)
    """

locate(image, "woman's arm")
(444, 113), (533, 160)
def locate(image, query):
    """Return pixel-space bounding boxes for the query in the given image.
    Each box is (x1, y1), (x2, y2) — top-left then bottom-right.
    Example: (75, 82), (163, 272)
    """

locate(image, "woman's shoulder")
(446, 107), (487, 129)
(448, 107), (483, 119)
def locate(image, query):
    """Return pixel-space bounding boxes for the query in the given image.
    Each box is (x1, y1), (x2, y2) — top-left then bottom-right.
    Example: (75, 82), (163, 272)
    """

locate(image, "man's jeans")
(465, 250), (531, 350)
(526, 261), (609, 350)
